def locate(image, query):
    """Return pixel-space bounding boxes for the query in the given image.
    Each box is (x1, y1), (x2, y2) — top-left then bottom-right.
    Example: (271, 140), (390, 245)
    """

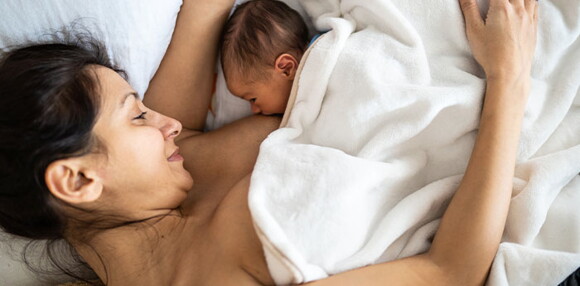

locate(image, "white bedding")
(1, 0), (579, 285)
(0, 0), (182, 97)
(248, 0), (580, 285)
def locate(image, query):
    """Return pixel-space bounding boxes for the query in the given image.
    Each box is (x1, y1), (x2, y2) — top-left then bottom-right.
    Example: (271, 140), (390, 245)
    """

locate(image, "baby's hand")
(459, 0), (538, 81)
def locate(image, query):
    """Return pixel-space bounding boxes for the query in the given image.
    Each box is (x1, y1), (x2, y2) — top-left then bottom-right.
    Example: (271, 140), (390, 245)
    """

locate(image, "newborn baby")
(220, 0), (311, 115)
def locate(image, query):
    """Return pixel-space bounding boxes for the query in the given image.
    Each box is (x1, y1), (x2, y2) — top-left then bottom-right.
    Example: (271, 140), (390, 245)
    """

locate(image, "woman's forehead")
(93, 66), (136, 105)
(91, 66), (138, 131)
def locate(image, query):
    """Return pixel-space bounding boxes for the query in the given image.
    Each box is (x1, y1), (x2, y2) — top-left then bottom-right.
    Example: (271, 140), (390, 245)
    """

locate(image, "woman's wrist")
(482, 77), (530, 121)
(486, 75), (530, 92)
(485, 64), (532, 82)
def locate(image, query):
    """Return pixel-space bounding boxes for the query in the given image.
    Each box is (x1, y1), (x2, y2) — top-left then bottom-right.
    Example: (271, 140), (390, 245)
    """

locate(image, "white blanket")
(248, 0), (580, 285)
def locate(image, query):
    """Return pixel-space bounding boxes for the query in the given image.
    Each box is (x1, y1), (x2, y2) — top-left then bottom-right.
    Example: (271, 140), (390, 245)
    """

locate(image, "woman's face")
(90, 66), (193, 218)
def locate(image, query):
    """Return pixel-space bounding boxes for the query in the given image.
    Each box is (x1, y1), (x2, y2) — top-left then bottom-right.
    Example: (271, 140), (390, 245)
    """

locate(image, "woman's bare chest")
(177, 176), (274, 285)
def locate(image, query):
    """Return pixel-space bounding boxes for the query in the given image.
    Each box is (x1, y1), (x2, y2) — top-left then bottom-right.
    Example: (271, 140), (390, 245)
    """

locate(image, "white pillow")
(0, 0), (182, 97)
(0, 1), (182, 285)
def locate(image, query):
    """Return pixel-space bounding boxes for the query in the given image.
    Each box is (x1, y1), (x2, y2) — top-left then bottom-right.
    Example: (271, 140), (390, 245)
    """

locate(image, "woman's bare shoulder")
(176, 115), (280, 182)
(176, 115), (281, 144)
(176, 115), (280, 214)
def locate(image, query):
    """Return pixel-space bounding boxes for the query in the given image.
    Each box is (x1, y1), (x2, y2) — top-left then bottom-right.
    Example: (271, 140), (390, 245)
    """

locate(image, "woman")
(0, 0), (538, 285)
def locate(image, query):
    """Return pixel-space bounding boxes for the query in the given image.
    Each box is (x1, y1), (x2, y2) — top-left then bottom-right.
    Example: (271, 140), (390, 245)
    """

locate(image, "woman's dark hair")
(0, 35), (124, 284)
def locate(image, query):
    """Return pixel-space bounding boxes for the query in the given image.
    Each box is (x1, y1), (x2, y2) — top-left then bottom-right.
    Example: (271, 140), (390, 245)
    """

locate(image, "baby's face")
(227, 72), (293, 115)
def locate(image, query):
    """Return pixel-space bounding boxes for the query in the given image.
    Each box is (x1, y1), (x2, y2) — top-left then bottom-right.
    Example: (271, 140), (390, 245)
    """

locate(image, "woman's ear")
(274, 53), (299, 80)
(45, 158), (103, 204)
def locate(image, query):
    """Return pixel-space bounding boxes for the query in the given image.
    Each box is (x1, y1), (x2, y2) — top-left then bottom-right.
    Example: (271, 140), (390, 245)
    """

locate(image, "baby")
(220, 0), (310, 115)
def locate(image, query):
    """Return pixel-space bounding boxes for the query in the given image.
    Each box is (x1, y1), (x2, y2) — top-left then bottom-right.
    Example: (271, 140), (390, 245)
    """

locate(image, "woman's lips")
(167, 148), (184, 162)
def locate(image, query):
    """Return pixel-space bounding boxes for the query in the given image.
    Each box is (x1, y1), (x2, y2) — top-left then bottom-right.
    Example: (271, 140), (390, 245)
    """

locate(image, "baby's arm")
(143, 0), (234, 135)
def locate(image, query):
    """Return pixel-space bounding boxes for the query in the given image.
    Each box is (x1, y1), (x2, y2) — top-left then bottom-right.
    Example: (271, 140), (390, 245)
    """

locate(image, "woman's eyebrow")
(120, 92), (139, 108)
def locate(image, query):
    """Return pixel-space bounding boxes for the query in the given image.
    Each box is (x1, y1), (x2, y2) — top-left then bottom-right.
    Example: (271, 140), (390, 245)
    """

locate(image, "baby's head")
(221, 0), (309, 115)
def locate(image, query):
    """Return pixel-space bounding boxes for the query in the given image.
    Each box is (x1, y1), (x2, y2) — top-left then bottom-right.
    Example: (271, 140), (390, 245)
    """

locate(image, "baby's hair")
(220, 0), (309, 82)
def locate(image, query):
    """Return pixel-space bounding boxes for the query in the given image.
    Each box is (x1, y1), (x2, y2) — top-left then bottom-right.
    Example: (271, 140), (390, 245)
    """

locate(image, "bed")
(1, 0), (579, 285)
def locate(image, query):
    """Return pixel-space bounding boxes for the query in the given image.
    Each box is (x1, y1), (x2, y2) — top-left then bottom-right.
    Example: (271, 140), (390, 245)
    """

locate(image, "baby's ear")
(274, 53), (299, 80)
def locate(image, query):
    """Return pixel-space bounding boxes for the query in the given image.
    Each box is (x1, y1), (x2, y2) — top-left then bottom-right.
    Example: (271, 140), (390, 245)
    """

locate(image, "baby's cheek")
(276, 96), (290, 112)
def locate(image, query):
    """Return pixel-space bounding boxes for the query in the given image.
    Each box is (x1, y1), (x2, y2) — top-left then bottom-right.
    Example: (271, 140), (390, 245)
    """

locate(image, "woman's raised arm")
(143, 0), (235, 133)
(304, 0), (538, 285)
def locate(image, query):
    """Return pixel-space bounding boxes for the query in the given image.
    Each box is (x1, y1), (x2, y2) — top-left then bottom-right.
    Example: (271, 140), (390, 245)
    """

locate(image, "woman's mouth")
(167, 148), (184, 162)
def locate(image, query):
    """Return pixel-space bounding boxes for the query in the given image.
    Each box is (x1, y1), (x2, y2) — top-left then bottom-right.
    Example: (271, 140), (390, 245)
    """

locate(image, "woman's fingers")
(459, 0), (484, 30)
(459, 0), (539, 80)
(525, 0), (538, 18)
(490, 0), (508, 7)
(510, 0), (525, 8)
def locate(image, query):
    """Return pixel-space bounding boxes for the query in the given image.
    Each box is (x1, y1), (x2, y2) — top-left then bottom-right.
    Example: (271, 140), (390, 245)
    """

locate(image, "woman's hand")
(459, 0), (538, 81)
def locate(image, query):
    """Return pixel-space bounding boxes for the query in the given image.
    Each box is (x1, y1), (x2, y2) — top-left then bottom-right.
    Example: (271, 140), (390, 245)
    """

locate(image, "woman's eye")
(133, 111), (147, 120)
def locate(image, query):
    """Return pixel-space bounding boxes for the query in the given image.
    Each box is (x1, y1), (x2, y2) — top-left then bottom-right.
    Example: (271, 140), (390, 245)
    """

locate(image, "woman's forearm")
(428, 78), (529, 285)
(144, 0), (234, 131)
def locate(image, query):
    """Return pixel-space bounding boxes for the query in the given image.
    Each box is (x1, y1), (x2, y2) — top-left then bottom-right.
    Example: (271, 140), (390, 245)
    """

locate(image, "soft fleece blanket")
(248, 0), (580, 285)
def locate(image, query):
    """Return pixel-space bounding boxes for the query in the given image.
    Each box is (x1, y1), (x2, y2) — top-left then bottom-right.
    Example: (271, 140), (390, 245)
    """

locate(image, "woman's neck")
(69, 210), (212, 285)
(67, 175), (273, 285)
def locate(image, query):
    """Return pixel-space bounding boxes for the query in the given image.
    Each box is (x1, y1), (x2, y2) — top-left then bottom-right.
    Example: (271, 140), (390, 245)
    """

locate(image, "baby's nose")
(251, 104), (261, 114)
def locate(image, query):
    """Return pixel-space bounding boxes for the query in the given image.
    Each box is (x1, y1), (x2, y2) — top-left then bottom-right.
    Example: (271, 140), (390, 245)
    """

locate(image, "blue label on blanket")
(308, 32), (329, 47)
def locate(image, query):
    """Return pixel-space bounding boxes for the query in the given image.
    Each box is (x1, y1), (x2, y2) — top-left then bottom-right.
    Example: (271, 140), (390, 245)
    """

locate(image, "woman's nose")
(158, 114), (182, 140)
